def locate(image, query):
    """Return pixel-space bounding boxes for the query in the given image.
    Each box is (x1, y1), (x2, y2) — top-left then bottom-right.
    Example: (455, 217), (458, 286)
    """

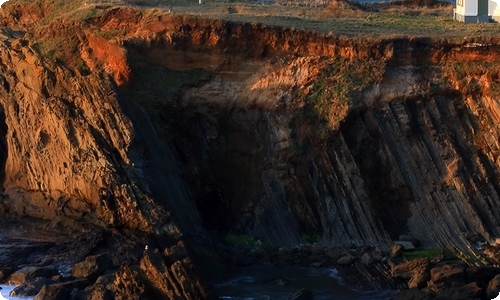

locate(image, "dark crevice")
(0, 104), (7, 187)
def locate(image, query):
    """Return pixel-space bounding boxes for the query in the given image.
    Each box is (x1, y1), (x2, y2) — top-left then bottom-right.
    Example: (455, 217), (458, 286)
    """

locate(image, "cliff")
(1, 0), (500, 279)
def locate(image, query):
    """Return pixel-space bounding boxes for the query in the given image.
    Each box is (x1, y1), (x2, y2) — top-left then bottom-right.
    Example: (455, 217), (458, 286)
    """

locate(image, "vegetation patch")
(299, 57), (386, 130)
(403, 248), (443, 260)
(444, 60), (500, 99)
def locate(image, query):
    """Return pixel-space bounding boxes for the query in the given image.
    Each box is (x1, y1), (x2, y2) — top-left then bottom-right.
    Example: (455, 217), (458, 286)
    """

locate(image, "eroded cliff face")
(1, 2), (500, 261)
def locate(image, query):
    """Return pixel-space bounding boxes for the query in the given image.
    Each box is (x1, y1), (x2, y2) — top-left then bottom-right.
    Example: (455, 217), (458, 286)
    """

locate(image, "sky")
(0, 0), (7, 5)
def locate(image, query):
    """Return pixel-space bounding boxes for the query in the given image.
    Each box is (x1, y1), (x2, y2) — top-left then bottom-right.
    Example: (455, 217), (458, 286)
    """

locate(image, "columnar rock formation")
(1, 0), (500, 271)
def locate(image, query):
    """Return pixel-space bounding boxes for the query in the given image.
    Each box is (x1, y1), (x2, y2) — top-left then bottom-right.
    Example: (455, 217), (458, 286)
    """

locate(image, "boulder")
(72, 253), (113, 279)
(486, 274), (500, 299)
(398, 235), (421, 248)
(33, 278), (90, 300)
(429, 262), (466, 288)
(408, 272), (430, 289)
(325, 247), (340, 260)
(360, 253), (374, 267)
(337, 255), (355, 266)
(33, 284), (71, 300)
(9, 277), (55, 297)
(394, 241), (416, 251)
(371, 247), (385, 262)
(310, 244), (324, 256)
(393, 258), (430, 280)
(8, 265), (59, 285)
(287, 288), (313, 300)
(389, 243), (405, 258)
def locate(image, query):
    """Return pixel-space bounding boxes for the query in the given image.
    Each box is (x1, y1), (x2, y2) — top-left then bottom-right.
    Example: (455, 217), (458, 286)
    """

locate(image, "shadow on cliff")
(0, 104), (7, 188)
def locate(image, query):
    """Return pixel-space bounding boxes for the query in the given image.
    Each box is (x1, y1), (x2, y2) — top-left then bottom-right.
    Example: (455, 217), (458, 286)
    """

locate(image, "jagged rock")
(486, 274), (500, 299)
(33, 284), (71, 300)
(10, 277), (55, 297)
(393, 258), (430, 280)
(483, 245), (500, 266)
(337, 255), (355, 266)
(164, 241), (188, 264)
(139, 248), (209, 299)
(72, 253), (113, 279)
(389, 244), (405, 258)
(287, 288), (314, 300)
(8, 265), (59, 285)
(85, 273), (116, 300)
(33, 278), (90, 300)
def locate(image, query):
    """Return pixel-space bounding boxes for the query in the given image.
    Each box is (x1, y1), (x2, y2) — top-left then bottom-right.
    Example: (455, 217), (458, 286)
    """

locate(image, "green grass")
(403, 248), (443, 260)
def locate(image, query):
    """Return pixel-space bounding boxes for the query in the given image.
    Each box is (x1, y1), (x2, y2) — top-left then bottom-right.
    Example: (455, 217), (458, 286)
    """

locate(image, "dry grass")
(5, 0), (500, 40)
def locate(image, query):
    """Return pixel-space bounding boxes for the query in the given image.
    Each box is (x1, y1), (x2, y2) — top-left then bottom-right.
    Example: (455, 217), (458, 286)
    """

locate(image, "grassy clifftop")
(2, 0), (500, 41)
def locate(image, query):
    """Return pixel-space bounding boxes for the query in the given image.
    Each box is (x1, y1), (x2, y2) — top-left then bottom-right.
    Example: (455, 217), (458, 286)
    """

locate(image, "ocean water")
(215, 267), (396, 300)
(0, 285), (33, 300)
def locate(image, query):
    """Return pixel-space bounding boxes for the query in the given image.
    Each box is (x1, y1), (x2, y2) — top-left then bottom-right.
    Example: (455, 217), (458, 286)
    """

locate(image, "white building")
(454, 0), (500, 22)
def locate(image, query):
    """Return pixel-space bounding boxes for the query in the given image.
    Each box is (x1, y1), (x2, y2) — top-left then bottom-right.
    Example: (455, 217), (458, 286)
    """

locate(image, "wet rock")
(337, 255), (355, 266)
(486, 274), (500, 299)
(72, 253), (113, 279)
(8, 265), (59, 285)
(287, 288), (313, 300)
(396, 288), (434, 300)
(389, 244), (405, 258)
(10, 277), (55, 297)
